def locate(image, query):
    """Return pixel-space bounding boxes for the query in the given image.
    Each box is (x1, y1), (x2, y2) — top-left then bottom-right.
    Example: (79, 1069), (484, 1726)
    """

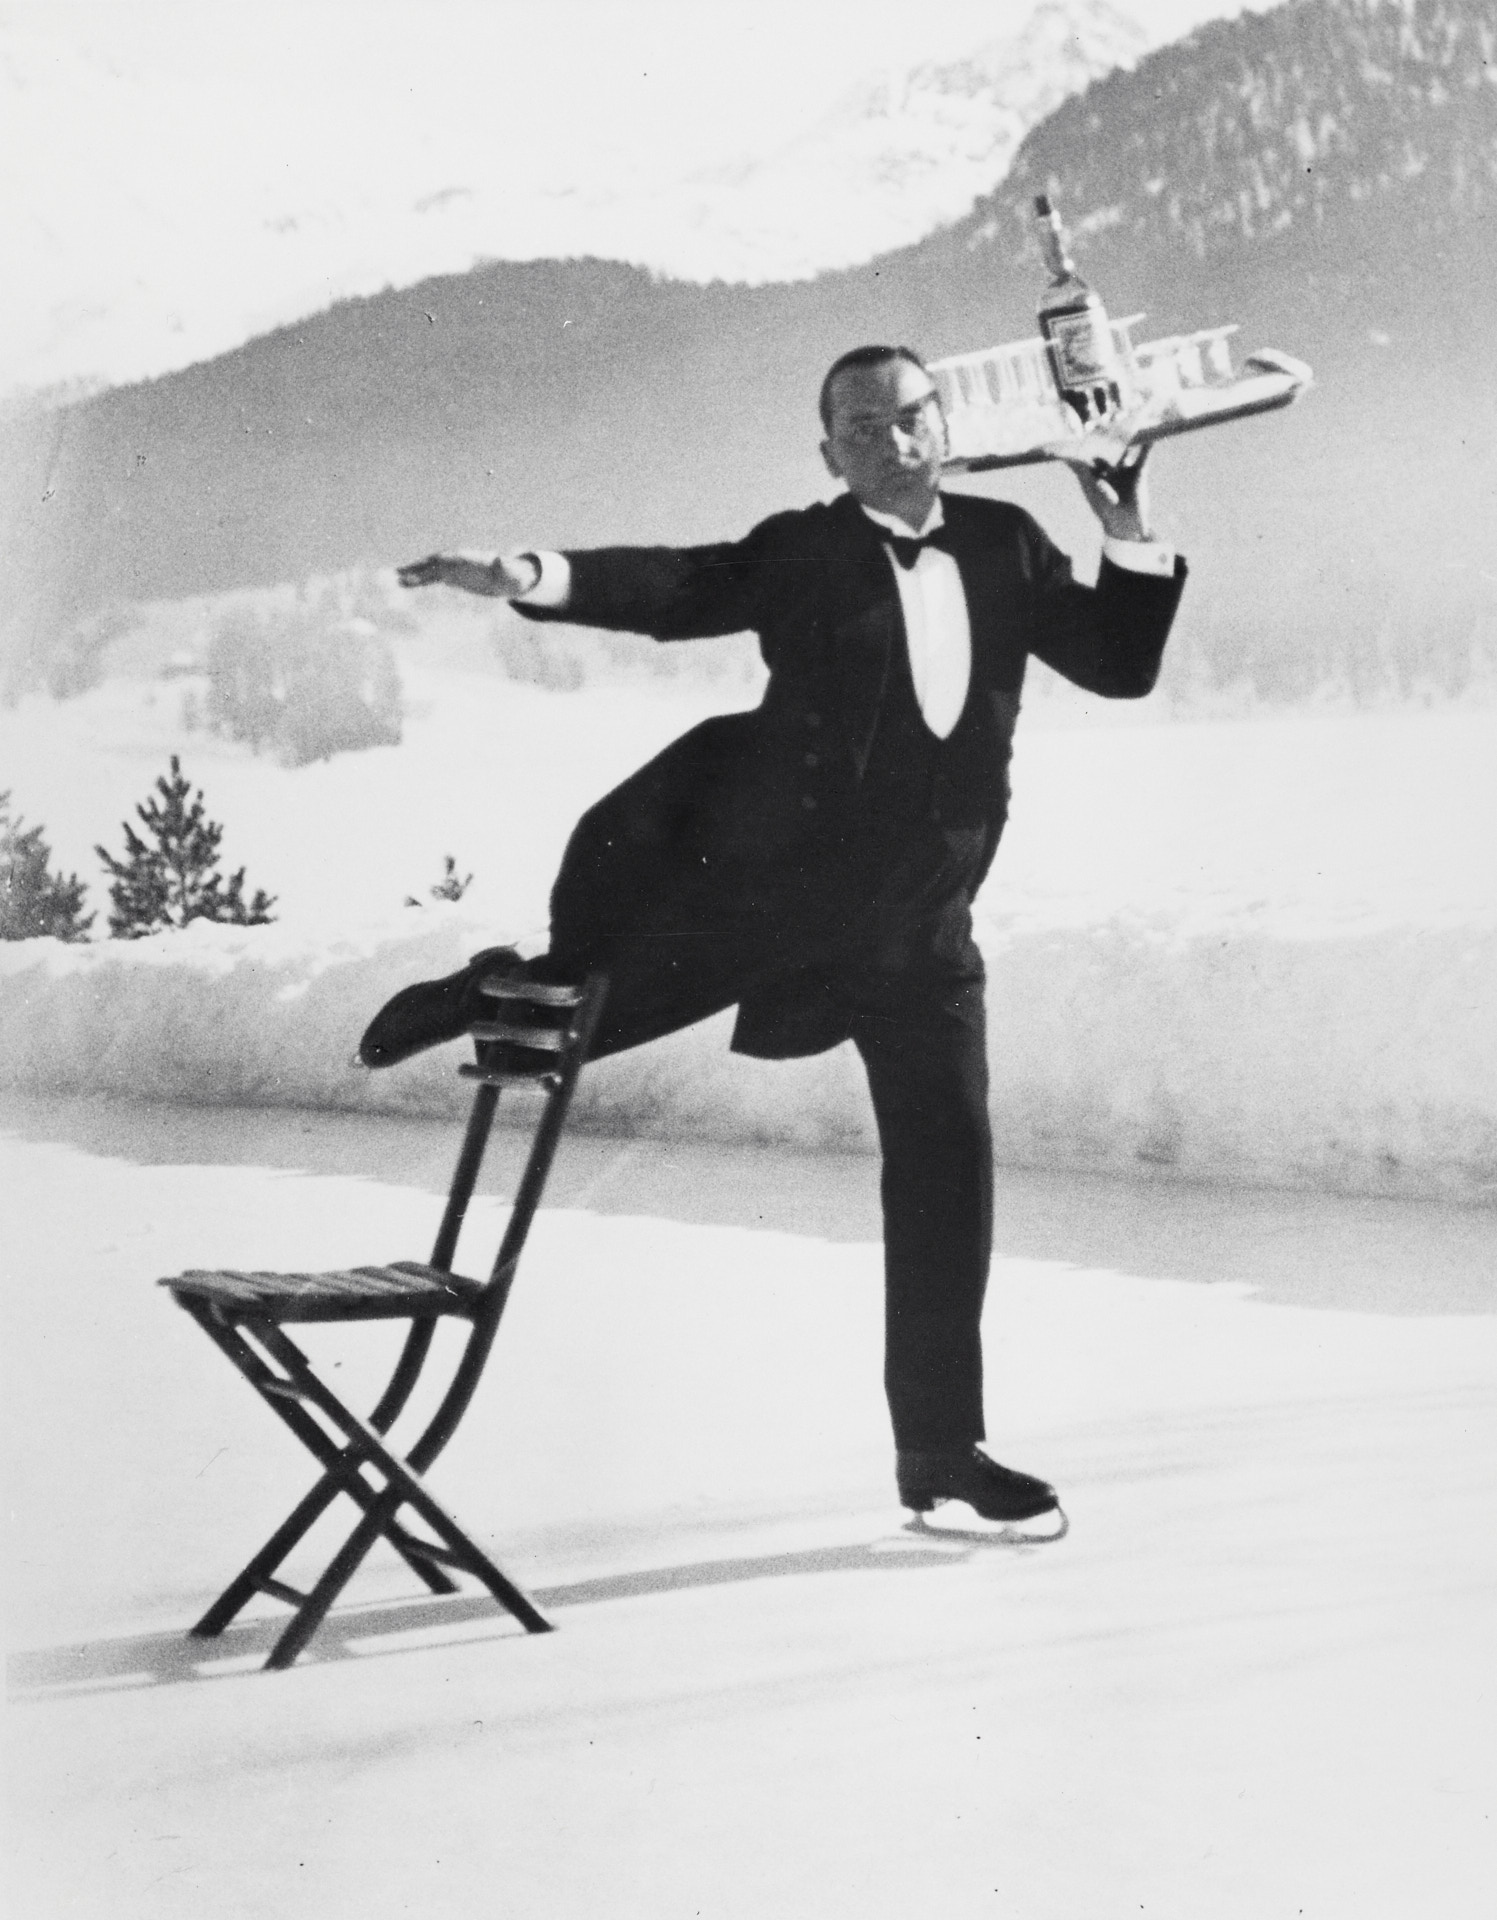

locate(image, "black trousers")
(543, 847), (994, 1450)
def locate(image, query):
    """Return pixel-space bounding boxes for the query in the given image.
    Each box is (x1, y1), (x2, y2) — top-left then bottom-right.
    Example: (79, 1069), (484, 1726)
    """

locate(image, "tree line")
(1, 759), (274, 942)
(2, 758), (472, 942)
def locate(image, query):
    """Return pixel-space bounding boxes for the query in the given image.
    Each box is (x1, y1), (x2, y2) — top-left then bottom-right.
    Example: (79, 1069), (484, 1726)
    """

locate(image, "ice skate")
(356, 945), (523, 1068)
(897, 1445), (1069, 1543)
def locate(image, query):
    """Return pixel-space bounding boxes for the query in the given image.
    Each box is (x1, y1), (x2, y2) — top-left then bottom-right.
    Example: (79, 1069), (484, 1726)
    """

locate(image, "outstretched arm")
(397, 515), (797, 641)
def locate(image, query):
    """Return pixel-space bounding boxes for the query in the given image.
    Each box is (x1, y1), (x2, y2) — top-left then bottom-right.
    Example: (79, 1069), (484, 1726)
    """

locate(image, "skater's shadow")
(8, 1528), (1020, 1701)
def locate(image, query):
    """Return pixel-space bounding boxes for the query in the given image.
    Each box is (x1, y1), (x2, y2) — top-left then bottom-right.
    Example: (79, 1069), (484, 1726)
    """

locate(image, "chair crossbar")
(159, 970), (608, 1669)
(392, 1530), (466, 1570)
(256, 1575), (310, 1607)
(468, 1020), (568, 1051)
(458, 1062), (559, 1090)
(476, 977), (583, 1008)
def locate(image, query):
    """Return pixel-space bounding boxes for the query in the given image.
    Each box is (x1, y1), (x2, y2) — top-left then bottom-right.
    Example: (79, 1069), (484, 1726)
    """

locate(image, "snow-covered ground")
(3, 1098), (1494, 1918)
(3, 666), (1495, 1201)
(5, 660), (1494, 1913)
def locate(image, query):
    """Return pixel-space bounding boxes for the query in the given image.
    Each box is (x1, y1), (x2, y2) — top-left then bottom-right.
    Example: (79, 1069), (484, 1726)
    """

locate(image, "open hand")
(396, 551), (538, 597)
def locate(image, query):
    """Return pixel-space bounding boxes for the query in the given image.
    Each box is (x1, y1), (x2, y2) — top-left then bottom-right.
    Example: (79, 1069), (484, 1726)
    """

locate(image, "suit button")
(801, 795), (817, 811)
(805, 711), (821, 728)
(803, 751), (819, 769)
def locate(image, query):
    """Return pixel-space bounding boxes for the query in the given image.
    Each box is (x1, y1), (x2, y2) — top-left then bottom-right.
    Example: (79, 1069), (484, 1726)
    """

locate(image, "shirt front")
(859, 496), (1178, 741)
(859, 499), (971, 741)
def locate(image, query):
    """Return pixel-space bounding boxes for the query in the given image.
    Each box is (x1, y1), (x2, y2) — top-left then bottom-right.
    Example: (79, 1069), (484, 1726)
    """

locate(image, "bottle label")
(1045, 311), (1117, 387)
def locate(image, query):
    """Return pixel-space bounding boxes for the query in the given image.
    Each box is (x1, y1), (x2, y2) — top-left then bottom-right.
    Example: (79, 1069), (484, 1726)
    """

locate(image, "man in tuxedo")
(364, 344), (1186, 1530)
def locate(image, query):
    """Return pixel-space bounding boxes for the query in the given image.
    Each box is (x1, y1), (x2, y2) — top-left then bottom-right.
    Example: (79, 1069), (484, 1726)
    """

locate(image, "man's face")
(820, 356), (947, 525)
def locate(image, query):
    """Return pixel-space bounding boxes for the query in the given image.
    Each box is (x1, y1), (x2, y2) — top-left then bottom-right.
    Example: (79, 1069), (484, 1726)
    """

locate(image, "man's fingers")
(396, 554), (445, 588)
(1114, 443), (1150, 492)
(1088, 451), (1145, 505)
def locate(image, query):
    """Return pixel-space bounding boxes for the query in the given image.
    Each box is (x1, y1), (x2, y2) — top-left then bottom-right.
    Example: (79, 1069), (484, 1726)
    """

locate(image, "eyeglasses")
(834, 393), (945, 446)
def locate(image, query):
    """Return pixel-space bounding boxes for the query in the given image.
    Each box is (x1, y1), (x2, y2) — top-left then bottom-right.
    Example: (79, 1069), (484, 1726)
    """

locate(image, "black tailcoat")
(519, 488), (1186, 1058)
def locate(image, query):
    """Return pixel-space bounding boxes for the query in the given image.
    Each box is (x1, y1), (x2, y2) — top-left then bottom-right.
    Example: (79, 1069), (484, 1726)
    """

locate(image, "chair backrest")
(427, 968), (608, 1329)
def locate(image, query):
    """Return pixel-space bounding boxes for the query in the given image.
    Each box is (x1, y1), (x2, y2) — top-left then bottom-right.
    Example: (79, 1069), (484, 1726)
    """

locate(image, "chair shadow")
(7, 1526), (1040, 1701)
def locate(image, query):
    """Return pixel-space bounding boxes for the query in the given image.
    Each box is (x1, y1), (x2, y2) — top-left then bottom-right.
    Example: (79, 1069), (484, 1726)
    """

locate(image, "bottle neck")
(1035, 203), (1078, 282)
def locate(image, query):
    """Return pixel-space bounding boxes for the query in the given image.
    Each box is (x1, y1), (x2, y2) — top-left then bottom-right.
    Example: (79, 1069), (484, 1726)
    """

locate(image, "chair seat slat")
(161, 1258), (485, 1322)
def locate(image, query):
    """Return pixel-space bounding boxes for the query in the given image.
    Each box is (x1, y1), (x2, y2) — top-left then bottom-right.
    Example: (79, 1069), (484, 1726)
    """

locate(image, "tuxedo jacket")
(518, 488), (1186, 1053)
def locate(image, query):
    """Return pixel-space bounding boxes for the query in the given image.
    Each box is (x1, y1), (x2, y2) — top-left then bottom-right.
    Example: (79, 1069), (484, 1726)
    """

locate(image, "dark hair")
(818, 345), (931, 433)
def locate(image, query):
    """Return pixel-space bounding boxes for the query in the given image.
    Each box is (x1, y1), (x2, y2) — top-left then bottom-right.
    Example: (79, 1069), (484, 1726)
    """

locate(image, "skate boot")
(357, 946), (523, 1068)
(897, 1445), (1068, 1540)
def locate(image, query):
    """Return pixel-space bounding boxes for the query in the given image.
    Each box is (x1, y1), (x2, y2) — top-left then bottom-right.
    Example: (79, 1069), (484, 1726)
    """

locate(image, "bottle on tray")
(1034, 194), (1125, 426)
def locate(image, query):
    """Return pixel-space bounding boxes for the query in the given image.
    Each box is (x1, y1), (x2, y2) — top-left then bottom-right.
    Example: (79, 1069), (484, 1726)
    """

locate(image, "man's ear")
(820, 439), (842, 481)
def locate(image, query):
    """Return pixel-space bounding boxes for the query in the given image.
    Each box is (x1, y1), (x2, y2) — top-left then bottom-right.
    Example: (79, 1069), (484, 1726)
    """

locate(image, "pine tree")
(95, 756), (277, 938)
(0, 792), (94, 941)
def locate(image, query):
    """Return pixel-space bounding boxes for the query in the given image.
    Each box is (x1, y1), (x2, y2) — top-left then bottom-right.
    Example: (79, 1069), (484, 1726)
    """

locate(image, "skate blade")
(904, 1504), (1069, 1547)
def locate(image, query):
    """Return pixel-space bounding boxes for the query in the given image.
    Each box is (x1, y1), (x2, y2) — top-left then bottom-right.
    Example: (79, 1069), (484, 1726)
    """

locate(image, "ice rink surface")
(4, 1094), (1493, 1920)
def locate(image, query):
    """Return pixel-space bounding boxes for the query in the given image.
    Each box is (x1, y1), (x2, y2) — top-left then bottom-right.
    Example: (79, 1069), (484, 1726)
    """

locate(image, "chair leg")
(256, 1321), (553, 1646)
(265, 1492), (404, 1670)
(191, 1458), (456, 1641)
(263, 1476), (552, 1670)
(184, 1307), (548, 1665)
(185, 1308), (456, 1639)
(195, 1448), (460, 1637)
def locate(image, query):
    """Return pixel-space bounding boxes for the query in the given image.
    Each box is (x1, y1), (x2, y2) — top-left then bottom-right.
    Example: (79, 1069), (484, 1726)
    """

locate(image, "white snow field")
(2, 1099), (1495, 1920)
(3, 667), (1495, 1201)
(3, 664), (1495, 1916)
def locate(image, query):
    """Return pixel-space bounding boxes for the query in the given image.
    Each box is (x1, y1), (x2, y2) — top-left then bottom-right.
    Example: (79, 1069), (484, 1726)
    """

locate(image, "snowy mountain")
(934, 0), (1497, 692)
(654, 0), (1149, 281)
(961, 0), (1497, 288)
(1, 0), (1143, 399)
(5, 0), (1495, 703)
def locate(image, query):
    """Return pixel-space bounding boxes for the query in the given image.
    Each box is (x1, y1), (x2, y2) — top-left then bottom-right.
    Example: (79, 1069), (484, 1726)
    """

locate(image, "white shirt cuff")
(511, 550), (572, 608)
(1102, 536), (1176, 577)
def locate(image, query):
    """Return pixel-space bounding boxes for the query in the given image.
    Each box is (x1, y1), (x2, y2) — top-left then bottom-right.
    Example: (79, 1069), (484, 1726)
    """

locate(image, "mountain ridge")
(3, 0), (1143, 397)
(5, 0), (1495, 701)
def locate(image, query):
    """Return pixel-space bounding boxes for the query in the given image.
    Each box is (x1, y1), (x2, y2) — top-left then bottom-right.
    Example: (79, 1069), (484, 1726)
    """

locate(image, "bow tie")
(879, 524), (956, 570)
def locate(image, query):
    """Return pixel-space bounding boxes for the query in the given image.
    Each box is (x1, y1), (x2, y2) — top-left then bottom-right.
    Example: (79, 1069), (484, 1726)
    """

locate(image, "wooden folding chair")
(160, 966), (608, 1671)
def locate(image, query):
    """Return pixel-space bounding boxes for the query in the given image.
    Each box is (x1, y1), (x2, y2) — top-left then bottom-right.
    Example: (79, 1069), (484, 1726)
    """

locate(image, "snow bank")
(5, 900), (1493, 1204)
(5, 678), (1494, 1204)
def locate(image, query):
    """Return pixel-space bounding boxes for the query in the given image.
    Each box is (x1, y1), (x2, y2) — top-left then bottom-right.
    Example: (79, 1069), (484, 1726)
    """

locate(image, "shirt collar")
(858, 496), (945, 541)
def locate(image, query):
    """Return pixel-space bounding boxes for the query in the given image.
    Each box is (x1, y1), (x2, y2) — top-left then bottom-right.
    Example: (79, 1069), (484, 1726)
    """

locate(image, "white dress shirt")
(514, 503), (1176, 742)
(859, 500), (971, 740)
(859, 499), (1176, 740)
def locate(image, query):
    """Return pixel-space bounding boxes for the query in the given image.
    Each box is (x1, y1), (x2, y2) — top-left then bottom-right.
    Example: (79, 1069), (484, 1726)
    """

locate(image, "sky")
(2, 0), (1262, 396)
